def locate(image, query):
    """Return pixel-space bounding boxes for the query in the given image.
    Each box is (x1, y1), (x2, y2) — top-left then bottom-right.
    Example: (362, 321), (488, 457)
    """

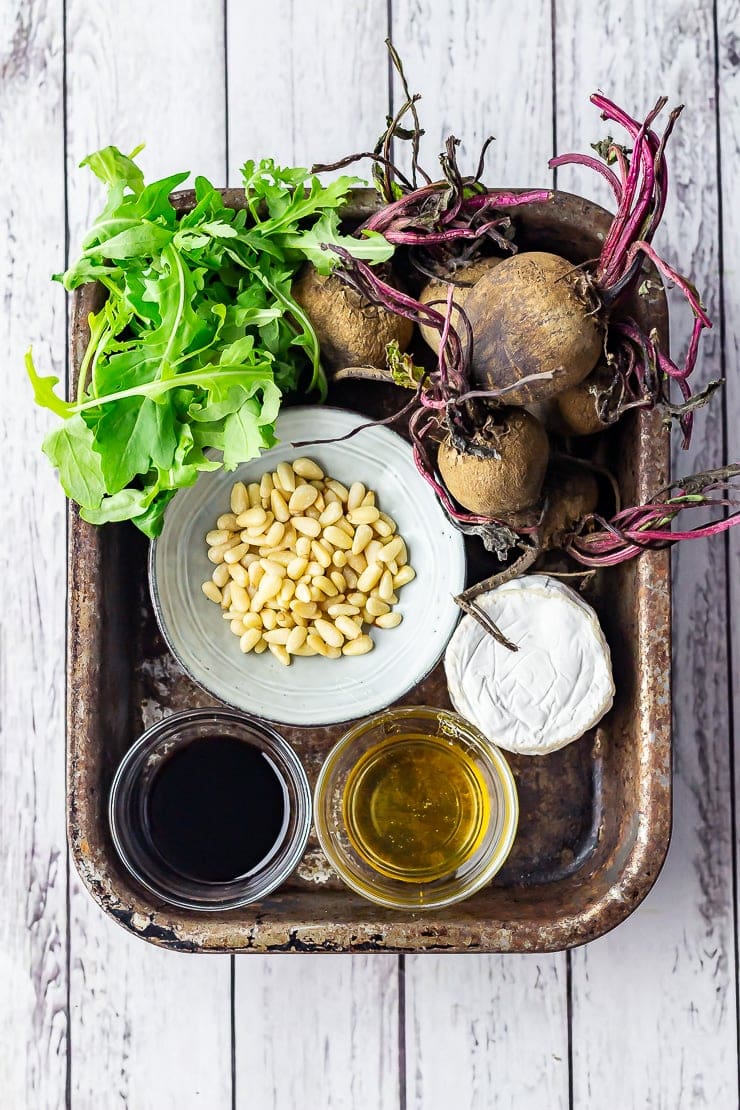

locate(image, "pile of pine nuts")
(201, 457), (415, 666)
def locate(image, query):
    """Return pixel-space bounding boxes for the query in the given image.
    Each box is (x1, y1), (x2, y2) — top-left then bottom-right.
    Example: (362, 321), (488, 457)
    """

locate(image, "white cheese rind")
(444, 574), (615, 755)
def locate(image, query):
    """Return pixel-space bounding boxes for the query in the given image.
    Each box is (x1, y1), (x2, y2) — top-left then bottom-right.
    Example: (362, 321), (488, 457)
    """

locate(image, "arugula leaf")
(42, 414), (106, 508)
(28, 146), (394, 535)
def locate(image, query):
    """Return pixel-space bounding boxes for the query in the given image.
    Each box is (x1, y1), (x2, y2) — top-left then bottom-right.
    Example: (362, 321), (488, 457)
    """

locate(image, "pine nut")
(239, 628), (262, 653)
(343, 635), (374, 656)
(292, 600), (318, 619)
(277, 461), (296, 493)
(260, 575), (283, 600)
(365, 540), (383, 564)
(268, 643), (291, 666)
(202, 581), (222, 604)
(221, 582), (232, 609)
(361, 490), (376, 507)
(231, 482), (248, 514)
(261, 608), (277, 629)
(347, 481), (366, 510)
(307, 632), (331, 657)
(275, 610), (293, 628)
(292, 643), (319, 657)
(293, 457), (324, 480)
(254, 638), (268, 654)
(206, 528), (230, 547)
(278, 579), (296, 604)
(263, 521), (286, 548)
(236, 506), (267, 528)
(230, 583), (250, 612)
(241, 612), (262, 630)
(325, 479), (348, 501)
(264, 628), (291, 645)
(230, 618), (246, 636)
(212, 563), (231, 588)
(336, 615), (362, 640)
(373, 520), (393, 538)
(286, 626), (308, 653)
(311, 541), (332, 568)
(375, 611), (403, 629)
(347, 592), (367, 607)
(330, 570), (346, 593)
(378, 536), (403, 564)
(271, 489), (291, 522)
(264, 549), (292, 567)
(295, 582), (312, 603)
(327, 603), (360, 617)
(289, 484), (318, 513)
(323, 524), (352, 550)
(224, 542), (250, 564)
(366, 596), (390, 617)
(314, 619), (344, 648)
(357, 563), (383, 592)
(217, 513), (239, 531)
(260, 559), (287, 579)
(393, 565), (415, 588)
(319, 502), (343, 526)
(293, 516), (321, 537)
(260, 472), (273, 500)
(378, 569), (394, 601)
(229, 563), (249, 588)
(208, 542), (230, 564)
(343, 567), (358, 590)
(296, 536), (312, 557)
(348, 506), (380, 525)
(332, 550), (348, 568)
(248, 561), (264, 588)
(314, 575), (338, 597)
(351, 523), (373, 555)
(287, 557), (308, 580)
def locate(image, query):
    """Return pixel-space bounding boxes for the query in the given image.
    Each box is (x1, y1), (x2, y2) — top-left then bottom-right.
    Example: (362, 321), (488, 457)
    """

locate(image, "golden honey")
(341, 732), (492, 883)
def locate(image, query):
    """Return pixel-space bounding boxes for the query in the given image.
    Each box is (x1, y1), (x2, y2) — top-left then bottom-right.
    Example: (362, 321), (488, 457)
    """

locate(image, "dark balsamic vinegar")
(146, 735), (287, 883)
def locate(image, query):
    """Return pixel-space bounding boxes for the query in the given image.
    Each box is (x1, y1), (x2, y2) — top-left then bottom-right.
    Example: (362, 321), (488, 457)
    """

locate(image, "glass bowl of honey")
(314, 706), (518, 910)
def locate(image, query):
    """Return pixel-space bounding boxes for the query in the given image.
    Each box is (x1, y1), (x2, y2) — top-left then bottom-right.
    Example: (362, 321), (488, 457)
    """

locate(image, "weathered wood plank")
(391, 6), (569, 1107)
(0, 3), (68, 1107)
(64, 3), (232, 1106)
(716, 1), (740, 1033)
(234, 955), (400, 1110)
(226, 0), (389, 179)
(555, 2), (738, 1106)
(404, 955), (569, 1110)
(227, 14), (402, 1110)
(391, 0), (555, 188)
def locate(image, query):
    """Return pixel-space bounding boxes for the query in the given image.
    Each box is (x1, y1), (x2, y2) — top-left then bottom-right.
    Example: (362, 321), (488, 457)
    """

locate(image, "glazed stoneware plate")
(150, 406), (466, 727)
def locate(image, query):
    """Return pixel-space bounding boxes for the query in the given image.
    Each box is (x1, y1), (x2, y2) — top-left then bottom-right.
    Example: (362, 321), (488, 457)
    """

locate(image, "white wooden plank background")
(1, 0), (739, 1107)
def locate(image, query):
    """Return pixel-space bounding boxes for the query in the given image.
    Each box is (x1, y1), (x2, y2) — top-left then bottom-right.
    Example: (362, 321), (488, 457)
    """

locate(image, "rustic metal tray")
(67, 191), (671, 952)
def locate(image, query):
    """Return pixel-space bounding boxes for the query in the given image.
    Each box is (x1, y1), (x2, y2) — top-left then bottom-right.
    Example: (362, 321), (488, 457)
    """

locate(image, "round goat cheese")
(445, 574), (615, 755)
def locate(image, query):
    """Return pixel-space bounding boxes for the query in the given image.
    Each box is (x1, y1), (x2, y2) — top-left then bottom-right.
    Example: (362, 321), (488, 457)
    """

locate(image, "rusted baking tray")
(67, 190), (671, 953)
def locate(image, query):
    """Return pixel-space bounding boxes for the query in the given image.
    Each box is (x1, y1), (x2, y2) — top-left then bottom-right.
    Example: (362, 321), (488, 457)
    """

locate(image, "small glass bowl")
(314, 706), (518, 910)
(109, 708), (311, 911)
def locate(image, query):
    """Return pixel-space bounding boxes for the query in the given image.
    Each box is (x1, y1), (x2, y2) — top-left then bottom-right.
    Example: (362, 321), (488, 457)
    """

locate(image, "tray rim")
(65, 186), (672, 954)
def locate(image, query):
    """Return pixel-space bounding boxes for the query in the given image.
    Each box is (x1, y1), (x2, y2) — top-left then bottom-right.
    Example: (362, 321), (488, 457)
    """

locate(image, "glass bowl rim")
(108, 706), (312, 911)
(313, 705), (519, 910)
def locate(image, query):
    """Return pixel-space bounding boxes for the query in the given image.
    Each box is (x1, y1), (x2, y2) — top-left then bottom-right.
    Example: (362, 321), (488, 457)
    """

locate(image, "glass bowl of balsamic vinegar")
(314, 706), (519, 910)
(109, 708), (311, 911)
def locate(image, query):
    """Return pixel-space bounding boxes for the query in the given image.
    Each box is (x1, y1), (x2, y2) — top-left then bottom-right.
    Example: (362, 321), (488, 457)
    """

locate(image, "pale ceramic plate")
(149, 406), (466, 727)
